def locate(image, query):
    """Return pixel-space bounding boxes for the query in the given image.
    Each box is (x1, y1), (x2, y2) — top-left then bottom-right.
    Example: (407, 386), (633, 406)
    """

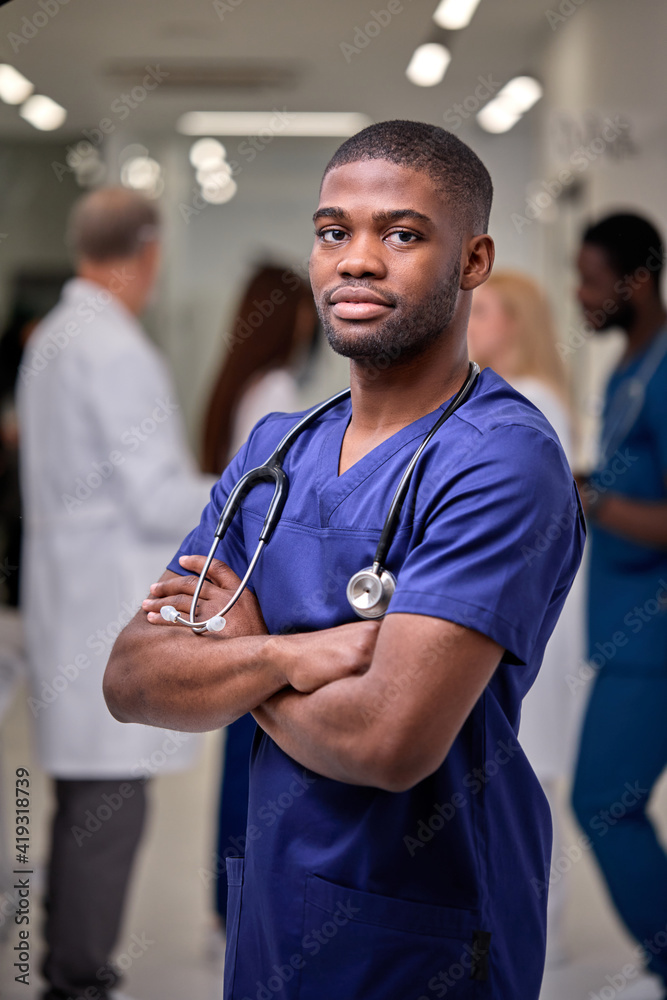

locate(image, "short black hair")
(582, 212), (664, 289)
(323, 119), (493, 236)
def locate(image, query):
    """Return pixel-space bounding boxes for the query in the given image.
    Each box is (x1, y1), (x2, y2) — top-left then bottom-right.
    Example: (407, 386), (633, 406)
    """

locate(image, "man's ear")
(461, 234), (495, 291)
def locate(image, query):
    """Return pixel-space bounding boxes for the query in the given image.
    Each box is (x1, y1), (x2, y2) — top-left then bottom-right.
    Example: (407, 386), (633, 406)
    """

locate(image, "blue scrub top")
(168, 368), (584, 1000)
(588, 332), (667, 672)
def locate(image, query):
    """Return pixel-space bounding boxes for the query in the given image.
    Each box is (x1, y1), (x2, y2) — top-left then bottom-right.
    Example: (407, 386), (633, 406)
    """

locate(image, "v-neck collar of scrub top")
(314, 389), (462, 526)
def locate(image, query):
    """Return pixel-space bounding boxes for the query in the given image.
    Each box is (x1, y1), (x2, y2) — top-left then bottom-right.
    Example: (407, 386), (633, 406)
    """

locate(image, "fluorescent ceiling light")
(0, 64), (34, 105)
(499, 75), (543, 114)
(406, 43), (451, 87)
(476, 103), (522, 134)
(177, 111), (372, 137)
(433, 0), (482, 30)
(477, 74), (542, 133)
(19, 94), (66, 131)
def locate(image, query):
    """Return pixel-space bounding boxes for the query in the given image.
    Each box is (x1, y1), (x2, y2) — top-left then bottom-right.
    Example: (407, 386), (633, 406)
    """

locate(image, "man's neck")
(346, 338), (470, 437)
(624, 299), (667, 359)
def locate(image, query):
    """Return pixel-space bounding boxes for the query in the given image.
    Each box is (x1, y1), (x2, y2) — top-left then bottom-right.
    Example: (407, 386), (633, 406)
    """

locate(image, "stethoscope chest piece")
(346, 566), (397, 620)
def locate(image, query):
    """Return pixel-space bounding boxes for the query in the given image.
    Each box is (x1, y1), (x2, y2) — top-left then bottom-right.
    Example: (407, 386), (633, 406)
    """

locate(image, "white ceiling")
(0, 0), (552, 142)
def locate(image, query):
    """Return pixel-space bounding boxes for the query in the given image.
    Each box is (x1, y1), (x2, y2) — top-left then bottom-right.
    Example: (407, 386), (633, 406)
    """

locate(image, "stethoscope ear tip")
(160, 605), (180, 623)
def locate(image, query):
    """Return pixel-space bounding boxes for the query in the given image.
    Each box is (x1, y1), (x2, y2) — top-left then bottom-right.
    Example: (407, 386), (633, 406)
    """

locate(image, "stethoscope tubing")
(164, 363), (479, 632)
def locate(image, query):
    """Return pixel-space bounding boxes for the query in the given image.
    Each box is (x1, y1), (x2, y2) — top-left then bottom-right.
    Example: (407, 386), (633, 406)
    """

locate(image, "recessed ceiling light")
(405, 43), (451, 87)
(433, 0), (482, 30)
(189, 138), (227, 168)
(0, 65), (34, 105)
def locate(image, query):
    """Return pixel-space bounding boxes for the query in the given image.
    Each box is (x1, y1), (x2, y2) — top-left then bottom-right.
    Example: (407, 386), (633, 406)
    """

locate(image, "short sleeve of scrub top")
(387, 422), (583, 668)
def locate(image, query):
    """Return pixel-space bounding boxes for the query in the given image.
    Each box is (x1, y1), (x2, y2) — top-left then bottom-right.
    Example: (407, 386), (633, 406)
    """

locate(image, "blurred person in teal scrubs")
(572, 213), (667, 997)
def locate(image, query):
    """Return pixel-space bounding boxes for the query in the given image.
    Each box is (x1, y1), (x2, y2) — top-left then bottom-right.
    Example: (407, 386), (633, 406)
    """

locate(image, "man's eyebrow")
(372, 209), (433, 225)
(312, 207), (433, 225)
(313, 206), (349, 223)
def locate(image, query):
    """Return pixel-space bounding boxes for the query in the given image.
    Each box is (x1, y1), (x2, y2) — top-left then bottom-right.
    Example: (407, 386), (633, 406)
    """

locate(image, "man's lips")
(328, 286), (394, 321)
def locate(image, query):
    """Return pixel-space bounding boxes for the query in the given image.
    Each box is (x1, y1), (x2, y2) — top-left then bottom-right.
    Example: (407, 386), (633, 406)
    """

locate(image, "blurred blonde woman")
(468, 270), (585, 969)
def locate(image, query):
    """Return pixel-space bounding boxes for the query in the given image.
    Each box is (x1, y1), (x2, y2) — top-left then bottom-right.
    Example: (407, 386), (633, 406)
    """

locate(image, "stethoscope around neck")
(160, 361), (480, 633)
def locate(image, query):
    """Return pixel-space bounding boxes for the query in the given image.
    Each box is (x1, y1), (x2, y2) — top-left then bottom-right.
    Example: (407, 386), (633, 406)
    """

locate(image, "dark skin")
(104, 158), (502, 793)
(576, 243), (667, 548)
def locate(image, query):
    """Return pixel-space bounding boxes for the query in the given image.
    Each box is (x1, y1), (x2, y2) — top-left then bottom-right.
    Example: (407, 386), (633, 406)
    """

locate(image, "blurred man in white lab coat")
(17, 188), (214, 1000)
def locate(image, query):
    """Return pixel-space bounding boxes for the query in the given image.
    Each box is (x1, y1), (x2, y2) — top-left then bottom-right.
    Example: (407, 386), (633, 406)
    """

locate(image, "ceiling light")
(19, 94), (66, 131)
(201, 178), (238, 205)
(405, 43), (451, 87)
(476, 74), (543, 133)
(120, 156), (163, 198)
(0, 64), (34, 105)
(433, 0), (482, 30)
(189, 137), (226, 168)
(476, 103), (522, 134)
(498, 75), (543, 114)
(177, 111), (372, 137)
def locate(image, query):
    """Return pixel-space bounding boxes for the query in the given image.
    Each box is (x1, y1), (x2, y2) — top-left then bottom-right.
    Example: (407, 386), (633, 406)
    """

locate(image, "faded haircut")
(322, 119), (493, 236)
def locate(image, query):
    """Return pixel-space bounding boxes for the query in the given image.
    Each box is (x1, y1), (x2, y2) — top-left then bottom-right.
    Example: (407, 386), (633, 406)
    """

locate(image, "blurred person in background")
(17, 187), (213, 1000)
(467, 270), (585, 968)
(572, 213), (667, 997)
(201, 263), (319, 941)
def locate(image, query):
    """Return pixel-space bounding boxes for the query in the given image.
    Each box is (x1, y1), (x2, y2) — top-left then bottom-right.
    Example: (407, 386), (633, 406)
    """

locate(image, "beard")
(317, 256), (461, 366)
(587, 299), (636, 333)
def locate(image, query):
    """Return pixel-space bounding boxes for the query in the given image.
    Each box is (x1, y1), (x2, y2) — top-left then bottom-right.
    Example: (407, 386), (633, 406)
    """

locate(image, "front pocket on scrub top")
(223, 857), (245, 999)
(297, 873), (486, 1000)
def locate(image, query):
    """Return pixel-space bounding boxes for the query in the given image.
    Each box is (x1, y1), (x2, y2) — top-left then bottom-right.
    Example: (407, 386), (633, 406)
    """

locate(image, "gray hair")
(67, 187), (160, 262)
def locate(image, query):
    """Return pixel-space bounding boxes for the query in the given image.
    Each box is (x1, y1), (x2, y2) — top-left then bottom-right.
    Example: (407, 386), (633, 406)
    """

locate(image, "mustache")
(322, 282), (399, 307)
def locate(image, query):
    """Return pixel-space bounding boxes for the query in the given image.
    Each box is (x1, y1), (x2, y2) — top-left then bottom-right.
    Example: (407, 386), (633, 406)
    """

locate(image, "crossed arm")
(104, 555), (503, 792)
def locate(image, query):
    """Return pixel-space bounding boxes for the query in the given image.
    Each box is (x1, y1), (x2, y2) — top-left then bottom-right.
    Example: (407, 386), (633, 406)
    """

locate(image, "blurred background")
(0, 1), (665, 998)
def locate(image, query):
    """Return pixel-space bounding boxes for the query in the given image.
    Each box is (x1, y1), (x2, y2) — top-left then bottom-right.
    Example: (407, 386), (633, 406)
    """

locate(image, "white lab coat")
(512, 377), (586, 781)
(17, 278), (214, 779)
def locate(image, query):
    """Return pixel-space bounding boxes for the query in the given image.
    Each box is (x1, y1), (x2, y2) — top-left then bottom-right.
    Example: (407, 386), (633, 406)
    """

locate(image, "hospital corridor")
(1, 1), (667, 998)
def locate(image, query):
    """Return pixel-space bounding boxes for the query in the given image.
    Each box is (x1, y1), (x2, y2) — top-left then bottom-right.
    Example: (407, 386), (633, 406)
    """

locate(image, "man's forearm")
(594, 495), (667, 548)
(252, 672), (402, 790)
(104, 617), (288, 732)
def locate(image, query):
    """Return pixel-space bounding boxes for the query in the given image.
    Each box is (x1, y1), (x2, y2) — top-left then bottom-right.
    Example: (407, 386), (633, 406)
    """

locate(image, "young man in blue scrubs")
(105, 121), (585, 999)
(572, 213), (667, 996)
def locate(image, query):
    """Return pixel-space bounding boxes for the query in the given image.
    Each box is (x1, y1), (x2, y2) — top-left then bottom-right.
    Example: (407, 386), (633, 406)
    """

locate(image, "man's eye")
(319, 229), (347, 243)
(387, 230), (419, 244)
